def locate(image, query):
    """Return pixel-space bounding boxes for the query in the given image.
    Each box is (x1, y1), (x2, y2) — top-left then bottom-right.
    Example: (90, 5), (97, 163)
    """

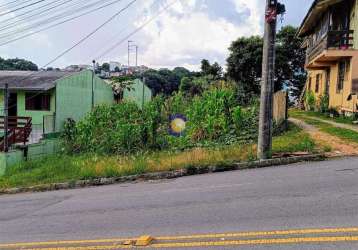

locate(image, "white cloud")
(138, 0), (263, 70)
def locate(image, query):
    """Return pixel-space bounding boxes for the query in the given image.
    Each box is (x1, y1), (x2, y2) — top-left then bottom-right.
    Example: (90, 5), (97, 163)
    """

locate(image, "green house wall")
(0, 90), (55, 130)
(0, 70), (114, 133)
(55, 70), (114, 131)
(17, 90), (56, 129)
(123, 79), (152, 108)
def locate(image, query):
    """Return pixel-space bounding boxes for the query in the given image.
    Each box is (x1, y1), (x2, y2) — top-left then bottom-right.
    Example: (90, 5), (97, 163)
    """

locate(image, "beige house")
(299, 0), (358, 113)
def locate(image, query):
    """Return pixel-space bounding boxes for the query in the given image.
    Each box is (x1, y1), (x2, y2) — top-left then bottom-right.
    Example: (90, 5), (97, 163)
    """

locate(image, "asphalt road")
(1, 157), (358, 249)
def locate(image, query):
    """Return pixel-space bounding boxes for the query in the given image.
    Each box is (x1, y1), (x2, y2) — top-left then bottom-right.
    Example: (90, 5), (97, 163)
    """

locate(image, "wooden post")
(4, 83), (9, 152)
(258, 0), (278, 160)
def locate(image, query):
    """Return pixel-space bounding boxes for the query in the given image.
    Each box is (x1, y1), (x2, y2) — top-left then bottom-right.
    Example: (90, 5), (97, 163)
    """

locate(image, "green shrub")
(64, 87), (259, 154)
(305, 91), (316, 111)
(317, 94), (329, 113)
(186, 88), (235, 142)
(68, 103), (146, 154)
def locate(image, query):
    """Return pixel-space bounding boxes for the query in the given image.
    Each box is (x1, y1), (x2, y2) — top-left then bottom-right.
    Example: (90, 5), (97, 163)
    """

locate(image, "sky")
(0, 0), (313, 71)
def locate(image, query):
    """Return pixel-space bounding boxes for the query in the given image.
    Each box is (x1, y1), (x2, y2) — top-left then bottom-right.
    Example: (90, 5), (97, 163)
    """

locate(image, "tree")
(179, 77), (193, 93)
(209, 62), (223, 79)
(102, 63), (110, 72)
(226, 25), (306, 101)
(226, 36), (263, 99)
(275, 25), (306, 98)
(111, 77), (135, 101)
(0, 57), (38, 71)
(200, 59), (223, 80)
(200, 59), (211, 75)
(114, 66), (120, 72)
(172, 67), (191, 79)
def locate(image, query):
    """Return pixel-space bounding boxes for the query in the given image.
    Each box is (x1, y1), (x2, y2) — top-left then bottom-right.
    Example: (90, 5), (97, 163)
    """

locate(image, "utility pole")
(135, 45), (138, 67)
(4, 83), (9, 152)
(128, 40), (133, 67)
(92, 60), (95, 109)
(257, 0), (285, 160)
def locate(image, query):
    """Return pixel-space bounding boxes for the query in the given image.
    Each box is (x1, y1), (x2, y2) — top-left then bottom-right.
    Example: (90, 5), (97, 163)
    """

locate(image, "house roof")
(0, 70), (79, 91)
(298, 0), (345, 37)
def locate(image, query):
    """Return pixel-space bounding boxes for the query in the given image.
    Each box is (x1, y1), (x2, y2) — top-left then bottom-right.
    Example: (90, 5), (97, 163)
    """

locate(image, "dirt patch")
(289, 118), (358, 157)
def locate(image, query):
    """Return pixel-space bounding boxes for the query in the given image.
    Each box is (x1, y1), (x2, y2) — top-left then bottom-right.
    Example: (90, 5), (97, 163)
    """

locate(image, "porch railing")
(0, 116), (32, 151)
(306, 29), (354, 64)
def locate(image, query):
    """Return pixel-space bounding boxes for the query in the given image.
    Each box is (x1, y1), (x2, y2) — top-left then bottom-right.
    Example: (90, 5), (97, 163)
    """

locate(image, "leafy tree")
(102, 63), (110, 72)
(141, 67), (193, 96)
(209, 62), (223, 79)
(275, 25), (306, 99)
(111, 77), (135, 100)
(226, 25), (306, 101)
(172, 67), (191, 79)
(226, 36), (263, 99)
(0, 57), (38, 71)
(200, 59), (223, 79)
(114, 66), (120, 72)
(201, 59), (211, 75)
(179, 77), (192, 93)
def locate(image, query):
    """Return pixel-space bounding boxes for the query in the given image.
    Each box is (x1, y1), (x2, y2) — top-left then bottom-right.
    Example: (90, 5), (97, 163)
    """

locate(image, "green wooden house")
(122, 79), (152, 108)
(0, 70), (114, 144)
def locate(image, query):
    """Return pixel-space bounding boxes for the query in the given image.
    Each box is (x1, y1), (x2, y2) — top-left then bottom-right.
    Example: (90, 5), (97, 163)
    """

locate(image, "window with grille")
(337, 61), (346, 93)
(25, 93), (51, 111)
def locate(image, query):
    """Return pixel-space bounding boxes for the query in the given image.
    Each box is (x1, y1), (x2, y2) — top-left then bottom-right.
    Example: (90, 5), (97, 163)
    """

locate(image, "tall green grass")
(0, 124), (315, 189)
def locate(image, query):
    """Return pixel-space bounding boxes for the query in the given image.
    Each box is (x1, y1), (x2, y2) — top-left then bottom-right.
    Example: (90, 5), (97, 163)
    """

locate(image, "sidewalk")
(304, 116), (358, 133)
(289, 118), (358, 157)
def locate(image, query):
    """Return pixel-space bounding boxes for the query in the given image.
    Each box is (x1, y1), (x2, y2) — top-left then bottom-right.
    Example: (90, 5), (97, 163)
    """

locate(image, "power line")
(0, 0), (73, 31)
(0, 0), (35, 11)
(0, 0), (138, 112)
(44, 0), (137, 68)
(91, 0), (161, 60)
(0, 0), (127, 46)
(0, 0), (46, 18)
(95, 0), (177, 61)
(0, 0), (115, 40)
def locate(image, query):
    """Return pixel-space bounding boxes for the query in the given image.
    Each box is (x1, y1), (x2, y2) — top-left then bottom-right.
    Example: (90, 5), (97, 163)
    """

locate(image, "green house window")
(25, 93), (50, 111)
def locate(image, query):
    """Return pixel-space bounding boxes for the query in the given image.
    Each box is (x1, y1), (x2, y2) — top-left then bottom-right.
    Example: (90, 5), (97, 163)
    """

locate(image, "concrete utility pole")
(128, 40), (134, 67)
(257, 0), (285, 160)
(4, 83), (9, 152)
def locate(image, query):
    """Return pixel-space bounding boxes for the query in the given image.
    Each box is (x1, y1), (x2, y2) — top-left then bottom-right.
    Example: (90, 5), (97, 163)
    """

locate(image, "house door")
(8, 93), (17, 117)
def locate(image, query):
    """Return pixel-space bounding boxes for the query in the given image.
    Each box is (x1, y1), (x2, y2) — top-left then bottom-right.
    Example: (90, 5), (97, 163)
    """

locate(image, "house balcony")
(305, 30), (354, 68)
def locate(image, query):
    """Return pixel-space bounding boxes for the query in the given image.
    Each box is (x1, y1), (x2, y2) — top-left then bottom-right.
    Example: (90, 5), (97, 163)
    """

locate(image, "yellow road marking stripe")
(3, 227), (358, 249)
(0, 238), (133, 248)
(156, 227), (358, 240)
(18, 236), (358, 250)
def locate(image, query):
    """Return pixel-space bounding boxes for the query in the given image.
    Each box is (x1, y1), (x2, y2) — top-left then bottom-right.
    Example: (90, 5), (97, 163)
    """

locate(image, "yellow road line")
(156, 227), (358, 240)
(0, 238), (133, 249)
(18, 236), (358, 250)
(3, 227), (358, 249)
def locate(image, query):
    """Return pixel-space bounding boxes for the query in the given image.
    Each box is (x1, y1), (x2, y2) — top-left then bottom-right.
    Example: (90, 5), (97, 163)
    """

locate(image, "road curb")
(0, 154), (326, 195)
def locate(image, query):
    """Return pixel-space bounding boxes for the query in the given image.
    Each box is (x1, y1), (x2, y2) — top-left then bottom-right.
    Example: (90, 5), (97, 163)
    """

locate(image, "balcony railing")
(306, 30), (354, 64)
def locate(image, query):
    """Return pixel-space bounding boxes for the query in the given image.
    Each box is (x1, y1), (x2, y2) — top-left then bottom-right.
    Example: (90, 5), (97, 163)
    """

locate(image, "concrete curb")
(0, 154), (326, 195)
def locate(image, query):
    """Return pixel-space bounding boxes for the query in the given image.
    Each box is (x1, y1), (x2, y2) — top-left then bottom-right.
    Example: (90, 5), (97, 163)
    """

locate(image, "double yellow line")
(2, 227), (358, 249)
